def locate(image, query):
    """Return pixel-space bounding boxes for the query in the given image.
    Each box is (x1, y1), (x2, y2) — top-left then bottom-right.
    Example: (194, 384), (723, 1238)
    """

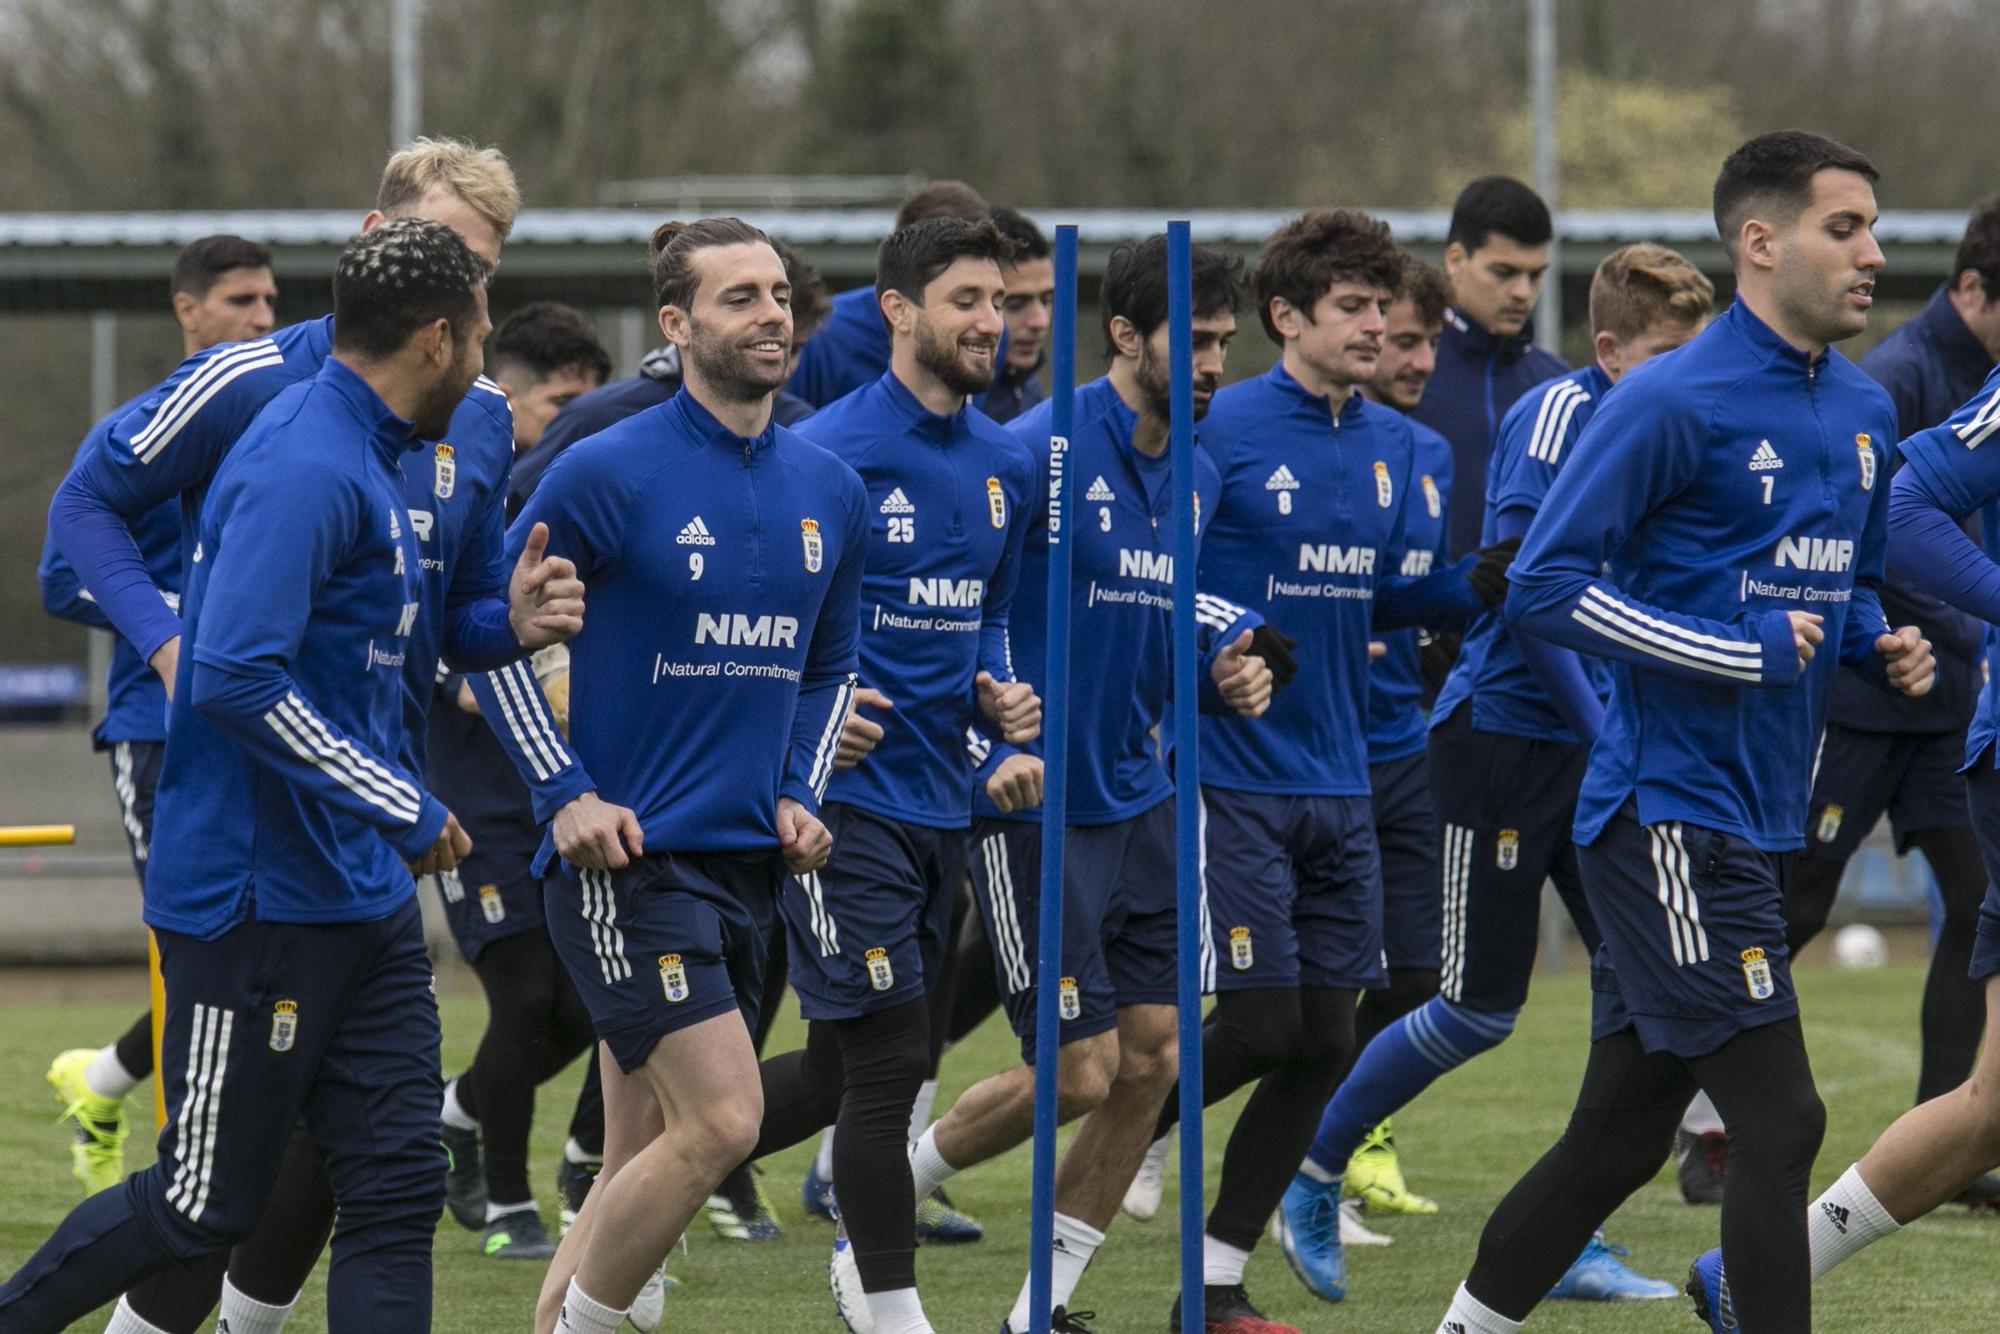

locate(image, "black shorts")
(106, 739), (164, 888)
(436, 840), (544, 964)
(544, 849), (781, 1072)
(1370, 751), (1440, 972)
(1802, 723), (1970, 861)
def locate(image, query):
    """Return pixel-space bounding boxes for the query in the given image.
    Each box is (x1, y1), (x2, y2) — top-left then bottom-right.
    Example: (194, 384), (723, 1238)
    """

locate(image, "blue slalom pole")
(1166, 220), (1206, 1332)
(1027, 223), (1079, 1334)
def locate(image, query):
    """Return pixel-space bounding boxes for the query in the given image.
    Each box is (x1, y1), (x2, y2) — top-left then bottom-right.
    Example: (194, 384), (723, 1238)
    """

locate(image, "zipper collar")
(319, 355), (420, 462)
(669, 384), (779, 456)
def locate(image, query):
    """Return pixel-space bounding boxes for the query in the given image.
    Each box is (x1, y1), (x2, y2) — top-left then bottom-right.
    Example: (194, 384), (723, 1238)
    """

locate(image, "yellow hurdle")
(0, 824), (76, 847)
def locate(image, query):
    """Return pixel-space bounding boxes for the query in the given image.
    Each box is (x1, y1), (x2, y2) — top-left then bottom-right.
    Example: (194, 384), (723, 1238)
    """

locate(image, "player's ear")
(657, 304), (691, 349)
(880, 287), (915, 335)
(1267, 297), (1304, 342)
(170, 291), (199, 335)
(1107, 314), (1143, 360)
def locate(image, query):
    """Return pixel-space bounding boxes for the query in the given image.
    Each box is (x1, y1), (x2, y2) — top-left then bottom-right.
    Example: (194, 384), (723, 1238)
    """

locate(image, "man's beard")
(1134, 343), (1216, 422)
(915, 315), (997, 397)
(413, 345), (478, 439)
(688, 316), (789, 403)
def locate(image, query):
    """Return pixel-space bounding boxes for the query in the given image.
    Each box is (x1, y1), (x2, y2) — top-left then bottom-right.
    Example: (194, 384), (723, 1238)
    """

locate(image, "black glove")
(1418, 627), (1462, 695)
(1248, 623), (1299, 689)
(1466, 536), (1522, 608)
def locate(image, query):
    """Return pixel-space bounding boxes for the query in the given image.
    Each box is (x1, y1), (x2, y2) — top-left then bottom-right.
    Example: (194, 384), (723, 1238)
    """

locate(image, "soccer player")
(908, 234), (1273, 1334)
(40, 235), (277, 1196)
(1430, 130), (1933, 1334)
(429, 301), (614, 1261)
(786, 180), (992, 408)
(1415, 177), (1567, 558)
(1688, 361), (2000, 1328)
(1710, 196), (2000, 1209)
(745, 215), (1038, 1334)
(510, 238), (829, 511)
(521, 217), (865, 1334)
(0, 219), (499, 1333)
(981, 205), (1053, 424)
(1138, 209), (1527, 1333)
(1283, 242), (1715, 1307)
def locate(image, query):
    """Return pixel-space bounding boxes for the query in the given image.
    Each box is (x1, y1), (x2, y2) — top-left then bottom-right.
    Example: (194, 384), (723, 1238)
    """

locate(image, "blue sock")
(0, 1180), (175, 1326)
(1303, 997), (1517, 1177)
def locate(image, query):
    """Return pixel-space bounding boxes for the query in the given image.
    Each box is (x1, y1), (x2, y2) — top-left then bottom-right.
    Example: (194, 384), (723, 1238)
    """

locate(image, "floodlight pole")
(1530, 0), (1561, 354)
(392, 0), (424, 150)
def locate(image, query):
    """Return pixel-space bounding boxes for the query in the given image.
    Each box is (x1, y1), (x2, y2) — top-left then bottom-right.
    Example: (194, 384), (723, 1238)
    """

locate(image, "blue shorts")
(1370, 751), (1440, 973)
(1198, 787), (1386, 993)
(778, 804), (964, 1022)
(544, 849), (780, 1072)
(106, 739), (163, 888)
(1802, 723), (1969, 862)
(137, 897), (442, 1257)
(437, 841), (544, 964)
(1428, 708), (1599, 1011)
(1963, 760), (2000, 981)
(966, 799), (1180, 1064)
(1579, 803), (1796, 1059)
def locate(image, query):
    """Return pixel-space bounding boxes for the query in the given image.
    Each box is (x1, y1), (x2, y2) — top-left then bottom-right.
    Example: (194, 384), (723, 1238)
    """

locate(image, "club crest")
(1496, 829), (1520, 871)
(1741, 947), (1776, 1001)
(478, 883), (505, 924)
(1374, 460), (1393, 508)
(659, 954), (689, 1004)
(1855, 434), (1875, 491)
(434, 442), (456, 499)
(269, 999), (298, 1053)
(866, 946), (894, 992)
(1058, 976), (1081, 1020)
(1422, 474), (1441, 519)
(987, 476), (1007, 529)
(1229, 926), (1254, 971)
(801, 517), (823, 573)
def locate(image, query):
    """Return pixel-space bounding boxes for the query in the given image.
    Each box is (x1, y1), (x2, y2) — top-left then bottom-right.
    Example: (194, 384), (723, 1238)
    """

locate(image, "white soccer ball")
(1832, 923), (1889, 970)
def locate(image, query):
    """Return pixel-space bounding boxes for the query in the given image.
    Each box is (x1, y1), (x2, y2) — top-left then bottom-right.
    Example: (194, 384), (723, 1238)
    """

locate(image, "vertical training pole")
(1167, 219), (1206, 1330)
(1027, 224), (1080, 1334)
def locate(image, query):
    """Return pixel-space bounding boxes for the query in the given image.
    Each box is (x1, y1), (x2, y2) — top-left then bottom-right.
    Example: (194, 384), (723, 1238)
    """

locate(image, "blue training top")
(1365, 418), (1457, 765)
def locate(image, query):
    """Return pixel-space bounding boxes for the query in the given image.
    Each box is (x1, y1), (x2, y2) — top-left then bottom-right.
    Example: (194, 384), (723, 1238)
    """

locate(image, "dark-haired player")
(1436, 130), (1931, 1334)
(907, 235), (1273, 1333)
(42, 234), (277, 1197)
(489, 302), (613, 450)
(1417, 177), (1567, 558)
(747, 215), (1039, 1334)
(982, 206), (1053, 424)
(524, 217), (865, 1334)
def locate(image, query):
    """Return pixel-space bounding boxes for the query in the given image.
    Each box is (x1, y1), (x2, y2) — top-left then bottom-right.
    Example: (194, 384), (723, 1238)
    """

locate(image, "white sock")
(487, 1197), (537, 1223)
(553, 1278), (627, 1334)
(907, 1078), (940, 1147)
(104, 1296), (171, 1334)
(1202, 1233), (1252, 1286)
(1809, 1162), (1903, 1281)
(564, 1136), (601, 1166)
(908, 1124), (959, 1202)
(215, 1278), (297, 1334)
(1437, 1283), (1523, 1333)
(1298, 1155), (1340, 1186)
(440, 1078), (477, 1132)
(85, 1045), (141, 1102)
(1005, 1212), (1104, 1331)
(864, 1286), (932, 1334)
(816, 1125), (838, 1178)
(1681, 1090), (1726, 1135)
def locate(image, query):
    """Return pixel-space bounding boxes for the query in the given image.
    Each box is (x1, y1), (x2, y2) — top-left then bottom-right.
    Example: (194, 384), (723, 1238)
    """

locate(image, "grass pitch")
(0, 961), (1985, 1331)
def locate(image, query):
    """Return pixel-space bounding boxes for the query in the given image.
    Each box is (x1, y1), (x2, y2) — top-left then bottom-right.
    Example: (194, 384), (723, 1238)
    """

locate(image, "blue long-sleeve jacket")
(973, 376), (1259, 825)
(1365, 419), (1456, 764)
(1886, 364), (2000, 769)
(1505, 300), (1896, 851)
(512, 389), (867, 868)
(1828, 287), (1998, 734)
(1196, 364), (1446, 795)
(797, 371), (1036, 828)
(45, 315), (585, 808)
(786, 286), (893, 409)
(38, 395), (179, 746)
(1413, 307), (1569, 557)
(1435, 366), (1616, 746)
(149, 359), (446, 937)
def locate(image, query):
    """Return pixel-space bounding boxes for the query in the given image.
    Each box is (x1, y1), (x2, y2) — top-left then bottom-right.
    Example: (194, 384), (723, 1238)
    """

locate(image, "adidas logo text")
(677, 516), (716, 546)
(1085, 476), (1116, 503)
(879, 487), (916, 514)
(1821, 1201), (1850, 1234)
(1266, 465), (1301, 490)
(1749, 440), (1784, 471)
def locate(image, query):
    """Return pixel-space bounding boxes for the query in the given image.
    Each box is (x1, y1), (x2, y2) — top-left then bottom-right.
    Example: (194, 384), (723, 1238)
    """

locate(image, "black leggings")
(455, 929), (597, 1205)
(1153, 986), (1359, 1251)
(1785, 826), (1987, 1104)
(753, 999), (932, 1291)
(125, 1126), (333, 1331)
(114, 1009), (154, 1083)
(1466, 1018), (1824, 1333)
